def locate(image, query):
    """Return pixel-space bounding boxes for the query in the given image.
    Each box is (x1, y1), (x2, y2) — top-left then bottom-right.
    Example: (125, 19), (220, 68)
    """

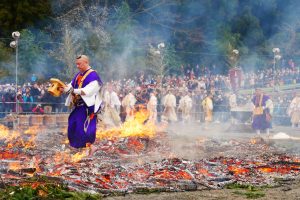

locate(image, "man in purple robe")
(252, 88), (273, 135)
(61, 55), (103, 155)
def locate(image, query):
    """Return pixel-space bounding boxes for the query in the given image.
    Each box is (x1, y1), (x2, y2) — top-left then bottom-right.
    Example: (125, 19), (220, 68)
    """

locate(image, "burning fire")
(0, 124), (38, 149)
(71, 150), (88, 163)
(228, 166), (250, 175)
(53, 152), (70, 163)
(153, 169), (193, 180)
(0, 124), (10, 139)
(0, 151), (20, 159)
(8, 162), (22, 170)
(24, 126), (40, 135)
(97, 107), (156, 140)
(257, 165), (300, 174)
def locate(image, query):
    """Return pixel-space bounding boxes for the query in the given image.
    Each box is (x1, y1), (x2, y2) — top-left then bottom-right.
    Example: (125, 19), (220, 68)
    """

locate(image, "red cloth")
(32, 107), (44, 114)
(229, 68), (242, 91)
(76, 75), (83, 86)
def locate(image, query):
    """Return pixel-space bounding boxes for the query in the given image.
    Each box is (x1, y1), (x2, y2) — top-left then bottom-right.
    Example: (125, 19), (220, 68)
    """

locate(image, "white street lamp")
(233, 49), (239, 55)
(272, 48), (280, 54)
(272, 47), (281, 91)
(157, 42), (165, 49)
(232, 49), (239, 68)
(12, 32), (21, 39)
(10, 31), (20, 115)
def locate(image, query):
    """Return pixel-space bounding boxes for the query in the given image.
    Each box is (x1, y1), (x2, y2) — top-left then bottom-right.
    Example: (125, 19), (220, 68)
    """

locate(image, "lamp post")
(10, 31), (20, 115)
(272, 48), (281, 91)
(232, 49), (239, 68)
(157, 42), (165, 77)
(229, 49), (241, 91)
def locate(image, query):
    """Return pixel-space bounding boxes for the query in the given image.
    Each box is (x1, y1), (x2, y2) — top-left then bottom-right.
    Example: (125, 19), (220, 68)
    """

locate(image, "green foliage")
(0, 0), (51, 37)
(105, 1), (143, 78)
(162, 44), (183, 74)
(233, 190), (265, 199)
(226, 183), (266, 199)
(17, 29), (48, 82)
(0, 184), (102, 200)
(0, 41), (12, 79)
(1, 0), (300, 81)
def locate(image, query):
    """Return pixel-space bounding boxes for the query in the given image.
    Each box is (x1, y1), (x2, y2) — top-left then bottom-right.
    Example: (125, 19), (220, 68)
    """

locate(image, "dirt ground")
(105, 181), (300, 200)
(105, 122), (300, 200)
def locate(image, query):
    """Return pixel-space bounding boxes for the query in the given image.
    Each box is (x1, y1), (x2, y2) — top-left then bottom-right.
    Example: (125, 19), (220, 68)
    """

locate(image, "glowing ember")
(198, 168), (210, 176)
(228, 166), (250, 175)
(126, 138), (145, 152)
(250, 138), (257, 144)
(0, 151), (20, 159)
(8, 162), (22, 170)
(0, 126), (39, 149)
(257, 165), (300, 174)
(154, 169), (193, 180)
(128, 168), (150, 181)
(2, 113), (300, 194)
(53, 152), (70, 163)
(24, 126), (40, 135)
(71, 150), (88, 163)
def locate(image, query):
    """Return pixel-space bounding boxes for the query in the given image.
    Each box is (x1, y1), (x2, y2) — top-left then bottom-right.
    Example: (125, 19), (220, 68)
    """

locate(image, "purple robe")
(251, 94), (271, 130)
(68, 69), (102, 148)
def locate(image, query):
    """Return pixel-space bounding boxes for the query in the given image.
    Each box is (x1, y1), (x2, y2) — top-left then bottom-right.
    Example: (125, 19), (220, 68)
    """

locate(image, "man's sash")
(76, 69), (95, 89)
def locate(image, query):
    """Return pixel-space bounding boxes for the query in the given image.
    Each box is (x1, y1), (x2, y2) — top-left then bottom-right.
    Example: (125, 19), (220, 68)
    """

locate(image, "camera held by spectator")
(32, 104), (44, 114)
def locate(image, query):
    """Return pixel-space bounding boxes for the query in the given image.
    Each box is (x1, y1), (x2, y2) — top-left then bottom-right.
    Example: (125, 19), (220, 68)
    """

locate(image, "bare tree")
(52, 26), (80, 78)
(48, 0), (111, 79)
(278, 21), (300, 56)
(146, 43), (167, 77)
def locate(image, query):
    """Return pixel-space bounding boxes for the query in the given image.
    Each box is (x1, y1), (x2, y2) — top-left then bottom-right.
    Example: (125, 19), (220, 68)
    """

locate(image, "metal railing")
(0, 102), (292, 126)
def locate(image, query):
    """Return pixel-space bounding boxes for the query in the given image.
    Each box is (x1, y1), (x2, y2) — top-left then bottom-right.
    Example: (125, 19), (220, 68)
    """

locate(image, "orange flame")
(24, 126), (40, 135)
(53, 152), (70, 163)
(0, 151), (19, 159)
(97, 107), (156, 140)
(0, 124), (37, 149)
(250, 138), (257, 144)
(228, 166), (250, 175)
(71, 150), (88, 163)
(126, 138), (145, 152)
(8, 162), (22, 170)
(0, 124), (10, 139)
(198, 168), (209, 175)
(154, 169), (193, 180)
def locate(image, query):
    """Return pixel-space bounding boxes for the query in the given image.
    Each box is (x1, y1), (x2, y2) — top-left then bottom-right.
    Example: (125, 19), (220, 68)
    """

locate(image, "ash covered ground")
(1, 121), (300, 199)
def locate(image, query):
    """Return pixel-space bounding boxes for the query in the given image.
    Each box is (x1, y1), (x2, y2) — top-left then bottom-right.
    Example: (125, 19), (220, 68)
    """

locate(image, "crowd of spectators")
(0, 63), (299, 126)
(0, 82), (65, 117)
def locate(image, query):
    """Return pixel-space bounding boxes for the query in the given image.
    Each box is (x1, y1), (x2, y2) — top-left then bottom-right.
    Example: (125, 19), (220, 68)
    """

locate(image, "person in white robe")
(102, 86), (121, 127)
(288, 93), (300, 128)
(202, 93), (213, 129)
(162, 90), (177, 122)
(147, 92), (158, 123)
(121, 90), (136, 121)
(178, 92), (193, 122)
